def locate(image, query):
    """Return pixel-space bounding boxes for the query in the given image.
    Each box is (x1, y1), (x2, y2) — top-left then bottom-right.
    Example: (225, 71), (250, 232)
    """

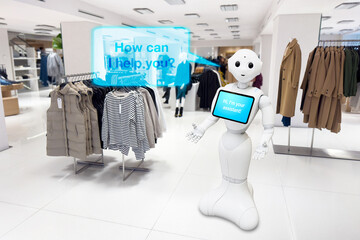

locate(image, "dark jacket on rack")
(197, 69), (220, 109)
(276, 38), (302, 117)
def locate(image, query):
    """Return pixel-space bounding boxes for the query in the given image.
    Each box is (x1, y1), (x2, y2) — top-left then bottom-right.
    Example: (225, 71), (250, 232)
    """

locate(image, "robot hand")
(252, 142), (269, 160)
(186, 123), (205, 143)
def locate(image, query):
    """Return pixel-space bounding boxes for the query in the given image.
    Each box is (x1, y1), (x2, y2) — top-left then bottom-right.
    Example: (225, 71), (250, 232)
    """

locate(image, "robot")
(186, 49), (274, 230)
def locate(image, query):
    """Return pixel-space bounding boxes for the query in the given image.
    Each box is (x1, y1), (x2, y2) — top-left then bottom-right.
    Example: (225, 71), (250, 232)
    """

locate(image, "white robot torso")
(221, 83), (263, 134)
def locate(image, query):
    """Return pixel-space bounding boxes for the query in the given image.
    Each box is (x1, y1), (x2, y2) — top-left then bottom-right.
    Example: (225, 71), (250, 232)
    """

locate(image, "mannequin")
(175, 52), (191, 117)
(186, 49), (274, 230)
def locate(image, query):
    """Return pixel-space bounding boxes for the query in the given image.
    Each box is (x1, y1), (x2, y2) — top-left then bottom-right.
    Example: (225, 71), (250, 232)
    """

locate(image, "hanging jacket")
(197, 70), (220, 109)
(276, 38), (302, 118)
(46, 87), (67, 157)
(47, 52), (64, 78)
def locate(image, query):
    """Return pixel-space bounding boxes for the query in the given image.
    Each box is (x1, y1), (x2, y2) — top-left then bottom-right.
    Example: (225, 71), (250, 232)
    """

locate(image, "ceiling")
(260, 0), (360, 36)
(81, 0), (273, 41)
(0, 0), (359, 42)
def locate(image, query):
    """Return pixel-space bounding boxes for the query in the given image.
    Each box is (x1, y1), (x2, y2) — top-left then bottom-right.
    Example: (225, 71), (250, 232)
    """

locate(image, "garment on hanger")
(175, 61), (192, 100)
(40, 52), (49, 86)
(102, 91), (150, 160)
(276, 38), (302, 120)
(47, 52), (64, 84)
(197, 69), (221, 109)
(253, 74), (263, 89)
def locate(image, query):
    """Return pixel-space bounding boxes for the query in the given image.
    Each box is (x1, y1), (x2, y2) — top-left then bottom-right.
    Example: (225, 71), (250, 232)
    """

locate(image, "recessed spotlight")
(0, 17), (5, 21)
(322, 16), (331, 21)
(198, 38), (205, 40)
(214, 36), (221, 39)
(162, 35), (170, 38)
(0, 22), (7, 26)
(197, 23), (208, 26)
(228, 25), (239, 30)
(233, 34), (240, 37)
(133, 8), (154, 14)
(164, 0), (185, 5)
(225, 17), (239, 23)
(234, 37), (240, 39)
(192, 35), (200, 37)
(210, 33), (218, 35)
(338, 20), (355, 24)
(231, 31), (240, 33)
(204, 29), (214, 31)
(185, 13), (200, 18)
(321, 27), (333, 30)
(122, 23), (135, 28)
(158, 20), (173, 24)
(340, 28), (353, 32)
(335, 2), (360, 9)
(220, 4), (238, 11)
(35, 31), (51, 35)
(34, 28), (52, 31)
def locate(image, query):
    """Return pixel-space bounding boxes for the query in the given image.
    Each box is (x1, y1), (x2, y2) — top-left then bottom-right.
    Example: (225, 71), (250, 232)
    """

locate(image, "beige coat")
(276, 38), (302, 117)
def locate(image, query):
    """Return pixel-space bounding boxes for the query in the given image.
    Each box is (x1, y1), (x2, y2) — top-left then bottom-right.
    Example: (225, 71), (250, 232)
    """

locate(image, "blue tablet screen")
(212, 90), (254, 124)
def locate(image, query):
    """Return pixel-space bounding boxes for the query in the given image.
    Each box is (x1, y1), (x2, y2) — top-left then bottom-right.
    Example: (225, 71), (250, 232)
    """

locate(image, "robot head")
(228, 49), (262, 84)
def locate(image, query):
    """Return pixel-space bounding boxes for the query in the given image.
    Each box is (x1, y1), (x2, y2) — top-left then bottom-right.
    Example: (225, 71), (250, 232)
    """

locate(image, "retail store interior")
(0, 0), (360, 239)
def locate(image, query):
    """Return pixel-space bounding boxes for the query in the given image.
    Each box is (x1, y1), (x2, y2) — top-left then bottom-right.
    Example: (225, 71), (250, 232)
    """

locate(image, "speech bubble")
(91, 26), (219, 87)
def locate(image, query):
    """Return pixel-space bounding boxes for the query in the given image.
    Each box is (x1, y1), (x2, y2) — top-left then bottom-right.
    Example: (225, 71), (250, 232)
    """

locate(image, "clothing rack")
(272, 39), (360, 161)
(318, 39), (360, 46)
(63, 72), (150, 180)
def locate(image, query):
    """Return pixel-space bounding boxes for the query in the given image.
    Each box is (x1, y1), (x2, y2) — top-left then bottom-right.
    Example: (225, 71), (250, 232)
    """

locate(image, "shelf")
(13, 57), (40, 60)
(14, 67), (37, 71)
(15, 78), (39, 82)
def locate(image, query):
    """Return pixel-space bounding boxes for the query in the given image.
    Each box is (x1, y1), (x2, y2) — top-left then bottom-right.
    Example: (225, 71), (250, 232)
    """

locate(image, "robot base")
(199, 179), (258, 230)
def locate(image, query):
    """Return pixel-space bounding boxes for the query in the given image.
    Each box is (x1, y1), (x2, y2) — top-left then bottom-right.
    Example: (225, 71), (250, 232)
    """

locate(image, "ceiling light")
(338, 20), (355, 24)
(158, 20), (173, 24)
(198, 38), (205, 40)
(210, 33), (218, 35)
(335, 2), (360, 9)
(164, 0), (185, 5)
(192, 35), (200, 37)
(34, 28), (52, 31)
(204, 29), (214, 31)
(220, 4), (238, 11)
(35, 31), (51, 35)
(214, 37), (221, 39)
(184, 13), (200, 18)
(234, 37), (240, 39)
(78, 9), (104, 19)
(197, 23), (208, 26)
(0, 22), (7, 26)
(231, 31), (239, 33)
(133, 8), (154, 14)
(162, 35), (170, 38)
(35, 24), (55, 29)
(0, 17), (5, 21)
(228, 25), (239, 30)
(321, 27), (333, 30)
(322, 16), (331, 21)
(225, 17), (239, 23)
(122, 23), (135, 28)
(233, 34), (240, 37)
(340, 28), (353, 32)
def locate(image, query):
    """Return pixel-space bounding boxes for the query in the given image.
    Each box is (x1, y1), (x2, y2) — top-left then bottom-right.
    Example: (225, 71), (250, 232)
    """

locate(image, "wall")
(268, 14), (321, 127)
(61, 21), (100, 75)
(260, 34), (272, 96)
(191, 39), (253, 47)
(0, 28), (14, 80)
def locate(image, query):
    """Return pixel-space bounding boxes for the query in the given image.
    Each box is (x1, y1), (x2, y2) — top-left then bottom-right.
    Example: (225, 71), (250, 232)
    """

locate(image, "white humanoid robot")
(186, 49), (274, 230)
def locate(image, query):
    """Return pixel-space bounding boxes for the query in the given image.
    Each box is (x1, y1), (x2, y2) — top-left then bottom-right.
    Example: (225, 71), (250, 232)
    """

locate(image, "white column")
(61, 21), (100, 75)
(0, 89), (9, 151)
(259, 34), (272, 96)
(268, 14), (321, 127)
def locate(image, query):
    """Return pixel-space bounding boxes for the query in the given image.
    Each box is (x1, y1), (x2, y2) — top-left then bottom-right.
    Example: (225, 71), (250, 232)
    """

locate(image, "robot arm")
(186, 89), (221, 143)
(253, 95), (275, 160)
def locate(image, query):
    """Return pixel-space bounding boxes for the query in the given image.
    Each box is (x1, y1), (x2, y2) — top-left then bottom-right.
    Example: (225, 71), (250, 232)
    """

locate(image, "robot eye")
(235, 61), (240, 67)
(248, 62), (254, 69)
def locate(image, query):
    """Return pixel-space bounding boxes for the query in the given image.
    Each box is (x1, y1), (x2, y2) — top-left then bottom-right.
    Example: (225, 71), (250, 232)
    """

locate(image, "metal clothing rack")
(63, 72), (150, 180)
(273, 38), (360, 161)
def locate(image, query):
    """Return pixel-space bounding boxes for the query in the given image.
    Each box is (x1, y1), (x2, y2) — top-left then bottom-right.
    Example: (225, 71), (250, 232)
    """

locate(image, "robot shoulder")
(259, 95), (272, 109)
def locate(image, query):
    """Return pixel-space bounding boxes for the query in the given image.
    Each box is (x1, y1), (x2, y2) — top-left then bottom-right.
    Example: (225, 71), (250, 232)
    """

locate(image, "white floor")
(1, 89), (360, 240)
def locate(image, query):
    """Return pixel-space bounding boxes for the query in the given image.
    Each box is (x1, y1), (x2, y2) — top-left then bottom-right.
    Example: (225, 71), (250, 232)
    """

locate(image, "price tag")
(119, 104), (122, 114)
(57, 98), (62, 109)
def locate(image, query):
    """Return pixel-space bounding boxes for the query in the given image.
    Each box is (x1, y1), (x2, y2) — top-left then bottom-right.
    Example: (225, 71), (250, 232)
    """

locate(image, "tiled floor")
(0, 89), (360, 240)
